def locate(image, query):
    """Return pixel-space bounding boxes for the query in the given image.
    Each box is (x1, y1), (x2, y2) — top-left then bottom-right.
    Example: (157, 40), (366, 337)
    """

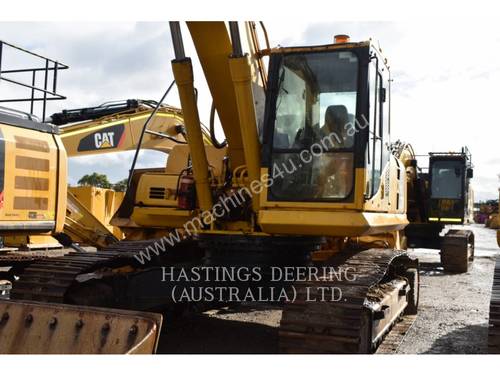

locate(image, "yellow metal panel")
(68, 186), (124, 239)
(65, 190), (117, 248)
(259, 210), (408, 237)
(364, 156), (406, 214)
(135, 174), (179, 207)
(2, 234), (61, 248)
(0, 123), (63, 233)
(69, 186), (104, 220)
(131, 206), (194, 228)
(165, 144), (227, 177)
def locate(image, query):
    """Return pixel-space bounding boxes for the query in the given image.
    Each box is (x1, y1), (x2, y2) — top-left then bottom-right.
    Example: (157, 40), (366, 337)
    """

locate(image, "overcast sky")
(1, 21), (499, 201)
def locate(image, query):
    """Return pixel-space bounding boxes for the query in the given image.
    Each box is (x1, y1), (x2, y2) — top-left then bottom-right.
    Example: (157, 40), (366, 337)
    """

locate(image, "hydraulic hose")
(209, 101), (227, 149)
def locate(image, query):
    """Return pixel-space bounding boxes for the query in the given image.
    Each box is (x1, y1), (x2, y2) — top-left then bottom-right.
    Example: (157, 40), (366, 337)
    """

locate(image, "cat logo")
(78, 124), (125, 152)
(95, 132), (115, 148)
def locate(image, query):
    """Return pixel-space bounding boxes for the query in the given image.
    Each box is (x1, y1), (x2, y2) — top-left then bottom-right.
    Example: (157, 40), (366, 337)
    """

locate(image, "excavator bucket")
(0, 300), (162, 354)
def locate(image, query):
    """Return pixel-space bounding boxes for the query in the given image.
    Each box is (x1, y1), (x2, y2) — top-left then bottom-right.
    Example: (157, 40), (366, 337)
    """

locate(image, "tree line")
(76, 173), (128, 192)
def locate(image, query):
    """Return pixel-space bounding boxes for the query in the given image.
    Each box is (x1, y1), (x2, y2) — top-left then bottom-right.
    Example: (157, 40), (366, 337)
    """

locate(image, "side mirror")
(467, 168), (474, 179)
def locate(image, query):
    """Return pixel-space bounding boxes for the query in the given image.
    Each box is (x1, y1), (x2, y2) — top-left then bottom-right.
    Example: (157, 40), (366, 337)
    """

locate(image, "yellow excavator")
(395, 143), (475, 273)
(166, 22), (419, 353)
(1, 23), (420, 354)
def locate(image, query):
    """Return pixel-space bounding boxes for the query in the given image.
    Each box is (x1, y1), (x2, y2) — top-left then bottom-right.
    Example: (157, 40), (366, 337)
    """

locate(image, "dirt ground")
(157, 224), (498, 354)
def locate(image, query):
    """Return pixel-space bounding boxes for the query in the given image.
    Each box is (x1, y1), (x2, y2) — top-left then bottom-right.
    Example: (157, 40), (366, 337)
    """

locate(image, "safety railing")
(0, 40), (68, 122)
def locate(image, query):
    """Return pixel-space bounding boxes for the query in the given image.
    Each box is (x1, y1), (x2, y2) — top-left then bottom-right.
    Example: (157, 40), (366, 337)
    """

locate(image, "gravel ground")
(157, 224), (499, 354)
(398, 224), (499, 354)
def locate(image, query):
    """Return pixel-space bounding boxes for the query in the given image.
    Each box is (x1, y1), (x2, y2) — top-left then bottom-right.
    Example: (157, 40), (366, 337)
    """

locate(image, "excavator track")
(279, 248), (418, 354)
(375, 314), (416, 354)
(440, 229), (474, 273)
(0, 249), (69, 267)
(488, 256), (500, 353)
(2, 240), (171, 354)
(9, 240), (157, 303)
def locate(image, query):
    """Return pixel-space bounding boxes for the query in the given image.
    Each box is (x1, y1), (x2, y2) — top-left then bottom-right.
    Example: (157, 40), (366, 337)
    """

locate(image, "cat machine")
(3, 23), (421, 354)
(402, 146), (475, 272)
(163, 22), (420, 353)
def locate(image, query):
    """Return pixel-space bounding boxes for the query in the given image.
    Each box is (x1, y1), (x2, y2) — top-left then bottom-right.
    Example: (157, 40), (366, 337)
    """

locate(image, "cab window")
(268, 50), (359, 201)
(365, 54), (390, 198)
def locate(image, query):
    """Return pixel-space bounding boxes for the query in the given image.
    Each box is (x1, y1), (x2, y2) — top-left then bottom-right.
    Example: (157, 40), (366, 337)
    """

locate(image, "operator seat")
(324, 104), (353, 147)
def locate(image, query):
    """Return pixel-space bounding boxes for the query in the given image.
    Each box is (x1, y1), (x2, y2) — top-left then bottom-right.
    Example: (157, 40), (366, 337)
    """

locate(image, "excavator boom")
(186, 22), (247, 169)
(58, 100), (191, 156)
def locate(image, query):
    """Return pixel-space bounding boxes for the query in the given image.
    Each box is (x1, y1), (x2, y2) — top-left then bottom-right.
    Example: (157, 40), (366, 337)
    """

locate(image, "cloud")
(0, 22), (177, 115)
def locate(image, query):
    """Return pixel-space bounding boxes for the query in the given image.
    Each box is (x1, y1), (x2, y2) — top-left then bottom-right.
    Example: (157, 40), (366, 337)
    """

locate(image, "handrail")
(0, 40), (68, 121)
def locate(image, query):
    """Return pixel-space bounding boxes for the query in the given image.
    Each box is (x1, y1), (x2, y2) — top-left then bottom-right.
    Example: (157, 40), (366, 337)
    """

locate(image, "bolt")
(25, 314), (33, 325)
(75, 319), (84, 330)
(49, 317), (58, 329)
(129, 325), (138, 336)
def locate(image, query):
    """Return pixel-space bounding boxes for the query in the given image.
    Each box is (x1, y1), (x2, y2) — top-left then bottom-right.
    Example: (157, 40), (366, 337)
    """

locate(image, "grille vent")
(149, 187), (166, 200)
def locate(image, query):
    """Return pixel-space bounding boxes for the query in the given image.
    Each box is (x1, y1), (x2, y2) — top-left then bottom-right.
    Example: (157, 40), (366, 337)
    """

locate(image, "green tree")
(113, 178), (128, 192)
(77, 172), (112, 189)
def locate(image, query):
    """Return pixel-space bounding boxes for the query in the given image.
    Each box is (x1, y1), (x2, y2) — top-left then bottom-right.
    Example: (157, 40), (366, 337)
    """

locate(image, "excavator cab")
(428, 149), (473, 224)
(404, 147), (475, 273)
(259, 37), (406, 237)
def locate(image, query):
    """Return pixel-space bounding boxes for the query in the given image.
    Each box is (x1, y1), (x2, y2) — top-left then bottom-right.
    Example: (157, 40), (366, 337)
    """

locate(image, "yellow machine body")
(69, 186), (124, 238)
(116, 144), (226, 231)
(57, 102), (219, 238)
(0, 102), (203, 246)
(0, 119), (67, 236)
(256, 43), (407, 238)
(64, 190), (118, 248)
(169, 22), (407, 245)
(258, 161), (407, 237)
